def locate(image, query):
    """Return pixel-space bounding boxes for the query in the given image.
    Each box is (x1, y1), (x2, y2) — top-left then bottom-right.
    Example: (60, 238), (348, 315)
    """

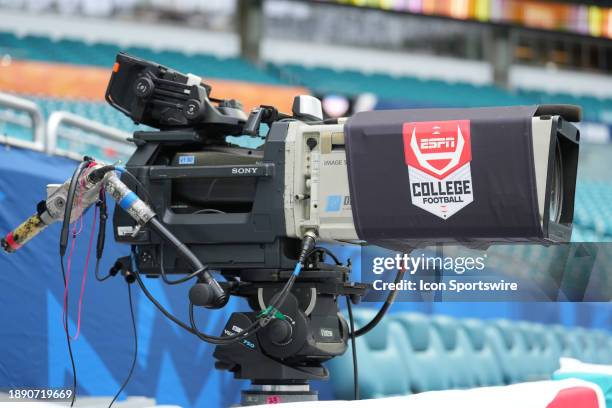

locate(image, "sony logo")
(232, 167), (258, 175)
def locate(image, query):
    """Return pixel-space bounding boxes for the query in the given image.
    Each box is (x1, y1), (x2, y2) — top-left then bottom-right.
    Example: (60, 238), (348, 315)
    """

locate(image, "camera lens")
(549, 140), (563, 223)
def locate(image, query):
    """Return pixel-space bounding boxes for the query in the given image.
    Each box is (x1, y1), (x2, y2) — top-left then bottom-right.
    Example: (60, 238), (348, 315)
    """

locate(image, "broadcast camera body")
(106, 53), (369, 405)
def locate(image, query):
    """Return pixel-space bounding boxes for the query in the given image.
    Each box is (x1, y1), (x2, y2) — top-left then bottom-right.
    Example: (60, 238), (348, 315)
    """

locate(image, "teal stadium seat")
(592, 330), (612, 364)
(537, 323), (564, 374)
(459, 319), (505, 386)
(390, 313), (452, 393)
(327, 308), (412, 400)
(485, 319), (533, 383)
(551, 325), (584, 360)
(571, 327), (600, 363)
(516, 322), (560, 379)
(550, 326), (612, 365)
(431, 316), (501, 388)
(429, 315), (479, 389)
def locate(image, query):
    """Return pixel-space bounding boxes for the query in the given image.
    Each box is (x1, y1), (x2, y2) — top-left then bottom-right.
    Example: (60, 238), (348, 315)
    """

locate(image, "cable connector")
(256, 305), (286, 320)
(87, 165), (116, 184)
(256, 306), (286, 328)
(297, 230), (318, 269)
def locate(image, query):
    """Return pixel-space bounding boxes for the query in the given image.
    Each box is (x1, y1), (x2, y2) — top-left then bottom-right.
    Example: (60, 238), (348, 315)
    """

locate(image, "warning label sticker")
(403, 120), (474, 219)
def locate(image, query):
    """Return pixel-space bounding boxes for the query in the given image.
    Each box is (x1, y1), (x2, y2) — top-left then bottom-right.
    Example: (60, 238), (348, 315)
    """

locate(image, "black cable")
(134, 234), (312, 345)
(158, 244), (203, 285)
(142, 244), (346, 345)
(345, 296), (359, 400)
(351, 267), (405, 338)
(147, 218), (226, 308)
(192, 209), (226, 214)
(108, 283), (138, 408)
(188, 273), (299, 345)
(60, 257), (77, 407)
(133, 266), (194, 333)
(95, 191), (112, 282)
(134, 245), (299, 346)
(60, 161), (89, 257)
(306, 247), (342, 266)
(95, 258), (112, 282)
(189, 302), (264, 345)
(133, 265), (263, 345)
(58, 159), (90, 407)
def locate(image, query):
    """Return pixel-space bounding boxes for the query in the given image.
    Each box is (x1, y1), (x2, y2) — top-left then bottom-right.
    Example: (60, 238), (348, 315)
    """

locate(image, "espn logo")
(420, 136), (455, 150)
(403, 119), (474, 219)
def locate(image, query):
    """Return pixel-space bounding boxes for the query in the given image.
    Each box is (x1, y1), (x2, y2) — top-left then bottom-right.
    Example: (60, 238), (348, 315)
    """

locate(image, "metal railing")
(0, 93), (135, 161)
(46, 111), (134, 161)
(0, 92), (45, 152)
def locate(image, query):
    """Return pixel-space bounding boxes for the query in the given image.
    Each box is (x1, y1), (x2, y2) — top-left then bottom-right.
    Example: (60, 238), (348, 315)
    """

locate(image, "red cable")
(72, 205), (97, 340)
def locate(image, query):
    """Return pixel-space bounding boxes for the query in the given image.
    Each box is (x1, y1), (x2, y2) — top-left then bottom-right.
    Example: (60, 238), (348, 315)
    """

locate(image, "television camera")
(1, 52), (580, 405)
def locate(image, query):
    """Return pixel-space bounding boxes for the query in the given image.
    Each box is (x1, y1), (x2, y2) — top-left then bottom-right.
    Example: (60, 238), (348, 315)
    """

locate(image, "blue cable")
(292, 263), (302, 276)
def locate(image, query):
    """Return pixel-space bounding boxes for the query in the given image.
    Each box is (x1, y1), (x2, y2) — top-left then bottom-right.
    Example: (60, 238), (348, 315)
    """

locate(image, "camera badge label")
(403, 120), (473, 219)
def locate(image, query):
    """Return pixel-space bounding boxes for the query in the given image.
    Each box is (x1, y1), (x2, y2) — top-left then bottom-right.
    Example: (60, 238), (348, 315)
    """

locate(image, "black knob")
(184, 99), (203, 120)
(124, 271), (136, 284)
(267, 319), (293, 346)
(134, 77), (154, 98)
(306, 138), (318, 151)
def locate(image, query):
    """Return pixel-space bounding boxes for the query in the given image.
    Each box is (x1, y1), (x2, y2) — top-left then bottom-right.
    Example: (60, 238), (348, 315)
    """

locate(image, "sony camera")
(107, 53), (580, 267)
(105, 53), (580, 403)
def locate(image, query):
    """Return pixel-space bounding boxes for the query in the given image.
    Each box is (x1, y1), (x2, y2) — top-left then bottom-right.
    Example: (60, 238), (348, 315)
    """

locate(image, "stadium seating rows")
(575, 181), (612, 237)
(328, 309), (612, 400)
(1, 31), (611, 125)
(0, 32), (281, 84)
(270, 64), (612, 125)
(34, 97), (143, 132)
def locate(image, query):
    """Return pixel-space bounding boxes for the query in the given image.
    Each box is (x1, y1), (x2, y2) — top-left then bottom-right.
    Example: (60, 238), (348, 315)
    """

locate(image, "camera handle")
(243, 105), (282, 136)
